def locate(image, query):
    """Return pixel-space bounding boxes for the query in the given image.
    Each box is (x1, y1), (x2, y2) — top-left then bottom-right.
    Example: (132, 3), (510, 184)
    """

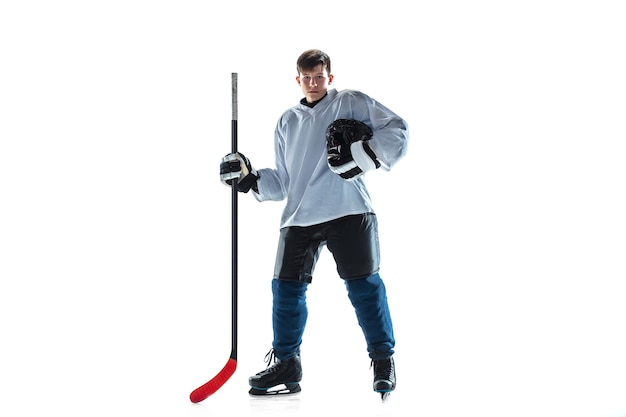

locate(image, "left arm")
(355, 92), (409, 171)
(327, 91), (409, 180)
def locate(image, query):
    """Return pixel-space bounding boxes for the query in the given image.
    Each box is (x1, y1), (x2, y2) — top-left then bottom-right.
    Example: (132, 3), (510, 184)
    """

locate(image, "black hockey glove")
(326, 119), (381, 181)
(219, 152), (259, 193)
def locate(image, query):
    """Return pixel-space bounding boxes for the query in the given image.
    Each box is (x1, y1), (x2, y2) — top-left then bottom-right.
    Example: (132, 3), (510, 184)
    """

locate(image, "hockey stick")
(189, 73), (239, 403)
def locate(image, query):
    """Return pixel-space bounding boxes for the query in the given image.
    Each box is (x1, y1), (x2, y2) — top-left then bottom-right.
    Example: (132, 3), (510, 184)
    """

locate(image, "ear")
(328, 74), (334, 84)
(296, 76), (301, 86)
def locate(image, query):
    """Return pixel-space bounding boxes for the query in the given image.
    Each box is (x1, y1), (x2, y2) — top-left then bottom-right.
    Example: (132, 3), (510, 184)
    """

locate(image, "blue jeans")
(272, 273), (395, 361)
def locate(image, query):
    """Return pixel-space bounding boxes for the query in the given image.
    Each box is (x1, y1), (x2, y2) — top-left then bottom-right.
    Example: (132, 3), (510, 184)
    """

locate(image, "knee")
(272, 278), (308, 298)
(345, 273), (387, 300)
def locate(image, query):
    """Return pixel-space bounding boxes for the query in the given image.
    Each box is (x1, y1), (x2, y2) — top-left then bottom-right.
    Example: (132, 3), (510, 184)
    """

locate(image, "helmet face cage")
(326, 129), (345, 157)
(326, 119), (373, 158)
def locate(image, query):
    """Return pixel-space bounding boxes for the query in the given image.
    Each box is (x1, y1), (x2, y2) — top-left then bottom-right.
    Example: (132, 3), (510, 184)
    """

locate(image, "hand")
(327, 140), (380, 181)
(219, 152), (259, 193)
(326, 119), (380, 181)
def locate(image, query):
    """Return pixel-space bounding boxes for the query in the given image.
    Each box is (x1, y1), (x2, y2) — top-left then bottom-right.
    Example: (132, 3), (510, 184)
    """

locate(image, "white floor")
(3, 253), (626, 417)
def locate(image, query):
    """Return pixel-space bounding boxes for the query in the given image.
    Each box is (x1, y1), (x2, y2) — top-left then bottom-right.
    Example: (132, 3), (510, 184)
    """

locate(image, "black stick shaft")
(231, 73), (238, 360)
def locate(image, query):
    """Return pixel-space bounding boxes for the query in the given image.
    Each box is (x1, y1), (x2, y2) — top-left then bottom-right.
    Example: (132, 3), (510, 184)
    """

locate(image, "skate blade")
(380, 391), (391, 402)
(249, 383), (301, 398)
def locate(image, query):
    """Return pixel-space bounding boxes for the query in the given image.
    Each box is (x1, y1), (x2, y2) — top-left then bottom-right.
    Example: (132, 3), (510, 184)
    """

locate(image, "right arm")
(219, 116), (289, 202)
(253, 121), (289, 202)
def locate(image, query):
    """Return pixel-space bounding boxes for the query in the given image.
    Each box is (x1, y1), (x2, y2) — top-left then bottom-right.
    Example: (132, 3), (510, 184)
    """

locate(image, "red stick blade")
(189, 358), (237, 403)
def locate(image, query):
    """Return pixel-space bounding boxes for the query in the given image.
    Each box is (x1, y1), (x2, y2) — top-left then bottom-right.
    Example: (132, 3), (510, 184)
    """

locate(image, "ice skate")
(248, 349), (302, 397)
(372, 357), (395, 402)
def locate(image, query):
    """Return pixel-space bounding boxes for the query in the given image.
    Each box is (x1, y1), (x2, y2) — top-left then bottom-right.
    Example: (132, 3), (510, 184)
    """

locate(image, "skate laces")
(255, 349), (285, 377)
(263, 349), (278, 368)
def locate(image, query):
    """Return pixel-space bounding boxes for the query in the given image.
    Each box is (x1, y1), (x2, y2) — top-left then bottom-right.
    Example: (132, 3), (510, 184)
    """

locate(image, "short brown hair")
(296, 49), (331, 75)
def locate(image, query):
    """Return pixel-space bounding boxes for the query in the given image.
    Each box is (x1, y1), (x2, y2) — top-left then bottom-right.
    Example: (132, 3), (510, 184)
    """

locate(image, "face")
(296, 64), (333, 103)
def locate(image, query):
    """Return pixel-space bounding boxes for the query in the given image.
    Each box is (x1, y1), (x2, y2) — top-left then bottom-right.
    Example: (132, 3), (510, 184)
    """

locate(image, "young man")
(220, 49), (409, 401)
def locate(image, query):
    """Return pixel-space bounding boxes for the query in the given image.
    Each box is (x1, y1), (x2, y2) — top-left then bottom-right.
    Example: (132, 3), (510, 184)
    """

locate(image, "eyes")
(300, 75), (326, 82)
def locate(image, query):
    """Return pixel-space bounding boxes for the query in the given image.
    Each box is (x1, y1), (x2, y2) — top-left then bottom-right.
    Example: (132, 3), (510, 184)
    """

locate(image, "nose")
(307, 78), (317, 87)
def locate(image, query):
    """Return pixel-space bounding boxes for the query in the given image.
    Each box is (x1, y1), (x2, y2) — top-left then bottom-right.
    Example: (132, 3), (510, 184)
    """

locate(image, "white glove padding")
(351, 140), (379, 172)
(327, 140), (380, 181)
(219, 152), (259, 193)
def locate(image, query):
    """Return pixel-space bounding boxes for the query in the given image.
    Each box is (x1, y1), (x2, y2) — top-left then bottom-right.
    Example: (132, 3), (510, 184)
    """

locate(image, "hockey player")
(219, 49), (409, 401)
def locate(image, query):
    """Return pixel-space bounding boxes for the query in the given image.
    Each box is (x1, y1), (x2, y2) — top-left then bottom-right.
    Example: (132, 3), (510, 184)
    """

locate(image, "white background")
(1, 1), (625, 416)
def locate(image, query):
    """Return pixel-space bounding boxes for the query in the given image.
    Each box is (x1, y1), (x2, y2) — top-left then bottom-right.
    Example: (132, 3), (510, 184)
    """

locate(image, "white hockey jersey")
(254, 88), (409, 229)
